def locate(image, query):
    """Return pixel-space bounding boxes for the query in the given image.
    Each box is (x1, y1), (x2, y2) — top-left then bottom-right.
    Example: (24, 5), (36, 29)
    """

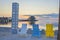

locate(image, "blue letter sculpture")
(32, 24), (40, 37)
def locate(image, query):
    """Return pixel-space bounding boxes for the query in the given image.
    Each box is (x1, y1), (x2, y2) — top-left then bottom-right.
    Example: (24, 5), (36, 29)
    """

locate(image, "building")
(12, 2), (19, 34)
(0, 17), (9, 24)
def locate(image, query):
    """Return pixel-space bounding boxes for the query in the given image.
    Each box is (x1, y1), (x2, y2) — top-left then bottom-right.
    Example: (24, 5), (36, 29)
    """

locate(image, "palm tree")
(28, 16), (36, 25)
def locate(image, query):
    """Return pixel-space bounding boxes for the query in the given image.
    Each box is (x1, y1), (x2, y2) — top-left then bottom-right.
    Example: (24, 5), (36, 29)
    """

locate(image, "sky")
(0, 0), (59, 17)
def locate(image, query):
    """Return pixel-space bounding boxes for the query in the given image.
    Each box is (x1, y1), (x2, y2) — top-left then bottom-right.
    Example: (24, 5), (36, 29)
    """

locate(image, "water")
(0, 22), (32, 28)
(0, 22), (58, 30)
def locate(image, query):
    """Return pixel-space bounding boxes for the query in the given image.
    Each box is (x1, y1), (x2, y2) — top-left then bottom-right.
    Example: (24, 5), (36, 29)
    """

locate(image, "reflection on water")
(0, 22), (32, 28)
(0, 22), (58, 30)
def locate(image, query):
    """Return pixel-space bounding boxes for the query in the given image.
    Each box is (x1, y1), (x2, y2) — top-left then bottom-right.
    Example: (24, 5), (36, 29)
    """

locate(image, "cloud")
(36, 13), (59, 27)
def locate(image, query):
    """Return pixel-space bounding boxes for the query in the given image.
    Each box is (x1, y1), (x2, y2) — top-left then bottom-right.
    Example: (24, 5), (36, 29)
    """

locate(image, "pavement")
(0, 32), (57, 40)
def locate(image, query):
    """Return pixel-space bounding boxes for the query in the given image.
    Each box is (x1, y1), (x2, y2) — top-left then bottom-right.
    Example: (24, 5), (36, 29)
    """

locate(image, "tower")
(12, 2), (19, 34)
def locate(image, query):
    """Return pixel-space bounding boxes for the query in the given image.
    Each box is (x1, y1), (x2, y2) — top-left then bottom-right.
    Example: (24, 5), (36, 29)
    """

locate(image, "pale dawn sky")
(0, 0), (59, 17)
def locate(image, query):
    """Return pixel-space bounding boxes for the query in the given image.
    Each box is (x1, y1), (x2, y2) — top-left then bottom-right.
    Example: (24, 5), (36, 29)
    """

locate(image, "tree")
(28, 16), (36, 25)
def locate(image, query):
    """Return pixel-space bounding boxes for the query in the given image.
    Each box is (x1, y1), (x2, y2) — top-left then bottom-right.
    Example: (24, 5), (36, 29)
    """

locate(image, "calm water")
(0, 22), (58, 30)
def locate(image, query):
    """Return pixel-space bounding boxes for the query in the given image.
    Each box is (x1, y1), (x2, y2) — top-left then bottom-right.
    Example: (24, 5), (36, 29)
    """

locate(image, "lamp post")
(57, 8), (60, 40)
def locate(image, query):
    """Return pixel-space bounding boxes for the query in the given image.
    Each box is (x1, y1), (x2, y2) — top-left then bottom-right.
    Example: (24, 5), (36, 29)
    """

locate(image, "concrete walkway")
(0, 32), (57, 40)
